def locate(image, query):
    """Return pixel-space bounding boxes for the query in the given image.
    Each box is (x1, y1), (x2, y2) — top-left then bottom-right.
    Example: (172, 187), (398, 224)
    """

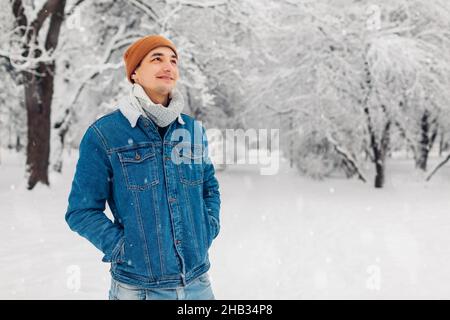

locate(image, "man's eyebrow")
(150, 52), (178, 60)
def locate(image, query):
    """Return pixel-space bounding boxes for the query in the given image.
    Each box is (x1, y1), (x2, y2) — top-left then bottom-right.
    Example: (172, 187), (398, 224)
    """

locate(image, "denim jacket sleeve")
(201, 126), (221, 240)
(65, 124), (124, 263)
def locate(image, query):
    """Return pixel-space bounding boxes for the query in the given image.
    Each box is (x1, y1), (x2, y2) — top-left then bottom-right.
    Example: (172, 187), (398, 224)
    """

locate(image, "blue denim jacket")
(65, 107), (221, 289)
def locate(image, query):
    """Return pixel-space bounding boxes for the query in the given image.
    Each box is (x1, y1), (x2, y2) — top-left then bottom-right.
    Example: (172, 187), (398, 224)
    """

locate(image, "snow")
(1, 149), (450, 299)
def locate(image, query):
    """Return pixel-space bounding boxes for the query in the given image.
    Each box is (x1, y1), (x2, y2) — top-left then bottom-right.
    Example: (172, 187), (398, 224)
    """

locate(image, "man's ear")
(132, 73), (140, 84)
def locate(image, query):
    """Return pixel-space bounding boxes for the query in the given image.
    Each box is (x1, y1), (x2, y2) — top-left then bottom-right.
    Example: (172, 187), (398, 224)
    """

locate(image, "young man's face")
(132, 46), (179, 95)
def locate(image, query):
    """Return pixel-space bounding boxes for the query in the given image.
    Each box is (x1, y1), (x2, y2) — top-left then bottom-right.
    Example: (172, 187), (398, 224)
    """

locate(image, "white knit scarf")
(129, 83), (184, 127)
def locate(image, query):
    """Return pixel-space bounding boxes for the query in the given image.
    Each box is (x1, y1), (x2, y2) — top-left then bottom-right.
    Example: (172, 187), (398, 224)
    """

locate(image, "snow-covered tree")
(3, 0), (76, 189)
(250, 0), (450, 187)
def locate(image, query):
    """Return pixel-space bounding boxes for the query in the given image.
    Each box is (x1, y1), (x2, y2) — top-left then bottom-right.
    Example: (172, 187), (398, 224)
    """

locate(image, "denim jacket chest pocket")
(118, 145), (159, 190)
(176, 144), (204, 185)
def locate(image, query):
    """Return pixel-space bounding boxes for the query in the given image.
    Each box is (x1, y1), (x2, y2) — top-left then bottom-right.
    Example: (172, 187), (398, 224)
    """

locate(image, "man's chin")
(153, 85), (174, 96)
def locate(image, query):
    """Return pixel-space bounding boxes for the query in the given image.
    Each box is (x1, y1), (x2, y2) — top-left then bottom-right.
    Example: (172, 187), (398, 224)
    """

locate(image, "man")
(65, 35), (221, 300)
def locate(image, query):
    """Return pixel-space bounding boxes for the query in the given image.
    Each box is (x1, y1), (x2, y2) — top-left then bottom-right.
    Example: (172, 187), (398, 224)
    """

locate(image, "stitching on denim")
(202, 202), (211, 248)
(110, 142), (159, 154)
(91, 124), (110, 150)
(151, 185), (166, 275)
(118, 153), (133, 190)
(182, 183), (202, 261)
(133, 191), (154, 279)
(91, 124), (114, 174)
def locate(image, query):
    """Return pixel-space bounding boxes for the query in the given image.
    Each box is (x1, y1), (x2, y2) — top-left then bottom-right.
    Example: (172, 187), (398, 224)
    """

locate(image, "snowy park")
(2, 149), (450, 299)
(1, 0), (450, 299)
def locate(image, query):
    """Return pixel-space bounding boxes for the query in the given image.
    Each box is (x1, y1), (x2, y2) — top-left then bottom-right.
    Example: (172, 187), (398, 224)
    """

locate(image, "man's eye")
(172, 60), (177, 64)
(153, 57), (161, 61)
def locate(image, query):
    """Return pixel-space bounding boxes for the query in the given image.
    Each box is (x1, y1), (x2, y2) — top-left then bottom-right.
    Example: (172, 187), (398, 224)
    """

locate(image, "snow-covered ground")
(1, 148), (450, 299)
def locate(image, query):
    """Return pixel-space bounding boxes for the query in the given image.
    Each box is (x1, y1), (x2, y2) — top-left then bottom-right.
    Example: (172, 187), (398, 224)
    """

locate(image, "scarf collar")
(118, 83), (185, 128)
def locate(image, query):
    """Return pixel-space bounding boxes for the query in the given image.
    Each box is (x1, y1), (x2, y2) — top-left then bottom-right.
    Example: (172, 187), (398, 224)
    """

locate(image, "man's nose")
(163, 61), (175, 72)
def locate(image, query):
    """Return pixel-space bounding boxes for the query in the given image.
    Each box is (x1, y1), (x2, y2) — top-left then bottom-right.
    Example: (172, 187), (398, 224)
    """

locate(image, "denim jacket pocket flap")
(118, 145), (159, 190)
(175, 143), (203, 160)
(118, 146), (155, 163)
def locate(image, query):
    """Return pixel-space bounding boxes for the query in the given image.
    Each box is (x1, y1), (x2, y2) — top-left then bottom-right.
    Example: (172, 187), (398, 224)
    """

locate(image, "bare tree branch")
(44, 0), (66, 51)
(11, 0), (28, 36)
(176, 0), (227, 9)
(426, 154), (450, 181)
(328, 135), (367, 183)
(31, 0), (58, 39)
(65, 0), (86, 17)
(128, 0), (161, 26)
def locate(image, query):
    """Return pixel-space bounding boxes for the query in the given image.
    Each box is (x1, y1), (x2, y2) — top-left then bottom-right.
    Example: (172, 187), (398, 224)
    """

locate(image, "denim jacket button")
(135, 153), (141, 160)
(176, 240), (181, 245)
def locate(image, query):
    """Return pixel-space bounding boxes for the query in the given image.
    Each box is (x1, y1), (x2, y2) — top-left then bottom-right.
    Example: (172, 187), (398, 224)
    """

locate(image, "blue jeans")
(109, 273), (215, 300)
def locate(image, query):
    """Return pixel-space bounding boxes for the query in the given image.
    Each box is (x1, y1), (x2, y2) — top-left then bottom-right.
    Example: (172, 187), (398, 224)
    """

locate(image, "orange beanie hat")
(123, 34), (178, 83)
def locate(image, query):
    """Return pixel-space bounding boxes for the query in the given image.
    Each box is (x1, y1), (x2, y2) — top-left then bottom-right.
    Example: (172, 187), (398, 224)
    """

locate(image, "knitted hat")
(123, 35), (178, 83)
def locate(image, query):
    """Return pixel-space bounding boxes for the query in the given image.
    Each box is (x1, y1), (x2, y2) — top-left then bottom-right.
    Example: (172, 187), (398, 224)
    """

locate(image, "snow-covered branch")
(327, 135), (367, 183)
(128, 0), (161, 26)
(65, 0), (86, 17)
(176, 0), (227, 9)
(426, 154), (450, 181)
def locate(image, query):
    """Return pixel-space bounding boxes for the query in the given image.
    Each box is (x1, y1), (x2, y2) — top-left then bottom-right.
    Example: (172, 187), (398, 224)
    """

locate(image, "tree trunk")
(361, 60), (390, 188)
(416, 110), (438, 171)
(416, 110), (430, 171)
(369, 118), (390, 188)
(374, 161), (383, 188)
(371, 138), (385, 189)
(24, 65), (54, 189)
(439, 131), (445, 157)
(375, 119), (391, 188)
(366, 120), (389, 189)
(289, 117), (294, 168)
(15, 135), (23, 152)
(52, 121), (69, 173)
